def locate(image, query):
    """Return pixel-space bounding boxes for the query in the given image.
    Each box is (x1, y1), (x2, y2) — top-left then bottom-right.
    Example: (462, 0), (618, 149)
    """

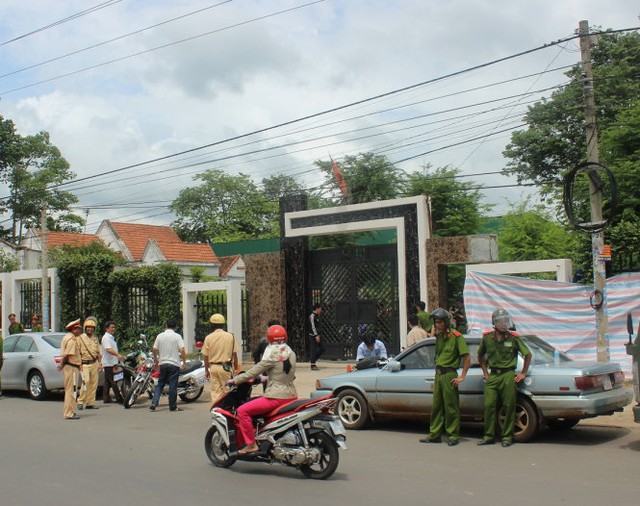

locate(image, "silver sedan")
(2, 332), (67, 400)
(313, 334), (633, 442)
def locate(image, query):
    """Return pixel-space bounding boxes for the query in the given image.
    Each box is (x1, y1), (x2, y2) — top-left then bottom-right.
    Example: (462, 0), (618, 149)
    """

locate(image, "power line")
(0, 0), (123, 46)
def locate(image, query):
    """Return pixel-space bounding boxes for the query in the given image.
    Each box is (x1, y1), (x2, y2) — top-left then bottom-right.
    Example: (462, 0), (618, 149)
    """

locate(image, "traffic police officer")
(201, 314), (238, 402)
(420, 308), (470, 446)
(58, 319), (83, 420)
(477, 308), (532, 447)
(77, 316), (102, 411)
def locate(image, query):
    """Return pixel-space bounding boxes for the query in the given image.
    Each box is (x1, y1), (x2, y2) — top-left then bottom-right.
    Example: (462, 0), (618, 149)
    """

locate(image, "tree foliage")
(0, 116), (84, 243)
(503, 31), (640, 273)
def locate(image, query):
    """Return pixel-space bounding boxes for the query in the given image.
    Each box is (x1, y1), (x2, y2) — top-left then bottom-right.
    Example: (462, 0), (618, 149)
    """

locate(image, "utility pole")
(40, 206), (50, 332)
(579, 20), (609, 362)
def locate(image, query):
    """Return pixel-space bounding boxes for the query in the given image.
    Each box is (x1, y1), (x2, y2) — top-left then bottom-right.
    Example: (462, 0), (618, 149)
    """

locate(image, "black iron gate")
(194, 290), (250, 351)
(309, 244), (399, 360)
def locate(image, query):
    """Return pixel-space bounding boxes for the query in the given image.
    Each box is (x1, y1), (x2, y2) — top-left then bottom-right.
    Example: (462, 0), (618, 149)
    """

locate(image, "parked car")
(313, 334), (632, 442)
(1, 332), (106, 401)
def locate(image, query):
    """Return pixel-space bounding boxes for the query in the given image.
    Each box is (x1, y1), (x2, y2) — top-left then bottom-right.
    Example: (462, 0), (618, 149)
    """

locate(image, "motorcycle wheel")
(204, 426), (236, 468)
(179, 386), (204, 403)
(117, 374), (133, 399)
(124, 380), (145, 409)
(300, 431), (339, 480)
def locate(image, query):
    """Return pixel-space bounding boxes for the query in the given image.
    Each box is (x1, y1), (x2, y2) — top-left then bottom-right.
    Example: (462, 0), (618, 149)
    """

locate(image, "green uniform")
(478, 330), (530, 442)
(8, 322), (24, 334)
(417, 311), (433, 334)
(427, 329), (469, 442)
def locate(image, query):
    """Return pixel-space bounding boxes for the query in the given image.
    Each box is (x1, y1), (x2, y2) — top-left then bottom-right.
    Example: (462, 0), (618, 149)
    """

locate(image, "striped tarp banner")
(463, 271), (640, 375)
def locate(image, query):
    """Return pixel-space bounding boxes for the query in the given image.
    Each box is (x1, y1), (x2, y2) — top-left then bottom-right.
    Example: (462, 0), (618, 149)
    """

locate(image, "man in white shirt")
(150, 320), (186, 412)
(101, 321), (124, 404)
(356, 331), (388, 362)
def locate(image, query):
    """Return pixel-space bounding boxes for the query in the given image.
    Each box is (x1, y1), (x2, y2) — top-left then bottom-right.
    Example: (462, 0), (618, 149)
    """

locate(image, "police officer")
(201, 314), (238, 402)
(477, 308), (532, 447)
(420, 308), (470, 446)
(58, 319), (83, 420)
(77, 316), (102, 411)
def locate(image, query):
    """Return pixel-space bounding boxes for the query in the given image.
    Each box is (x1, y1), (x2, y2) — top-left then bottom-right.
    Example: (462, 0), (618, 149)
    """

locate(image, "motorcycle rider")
(228, 324), (297, 455)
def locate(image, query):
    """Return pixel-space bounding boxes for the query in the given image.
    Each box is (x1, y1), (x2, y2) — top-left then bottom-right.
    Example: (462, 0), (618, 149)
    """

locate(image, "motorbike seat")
(267, 398), (311, 417)
(181, 360), (204, 375)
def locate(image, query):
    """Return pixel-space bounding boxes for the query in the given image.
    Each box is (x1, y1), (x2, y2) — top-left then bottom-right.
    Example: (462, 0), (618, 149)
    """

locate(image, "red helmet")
(266, 325), (287, 344)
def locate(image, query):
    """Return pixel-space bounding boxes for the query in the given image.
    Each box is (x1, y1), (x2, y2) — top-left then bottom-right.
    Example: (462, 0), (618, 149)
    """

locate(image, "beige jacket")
(235, 350), (297, 399)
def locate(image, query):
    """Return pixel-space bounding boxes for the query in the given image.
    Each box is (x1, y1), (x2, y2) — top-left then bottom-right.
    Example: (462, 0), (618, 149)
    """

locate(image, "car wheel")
(336, 389), (370, 430)
(28, 370), (49, 401)
(547, 418), (580, 431)
(502, 397), (538, 443)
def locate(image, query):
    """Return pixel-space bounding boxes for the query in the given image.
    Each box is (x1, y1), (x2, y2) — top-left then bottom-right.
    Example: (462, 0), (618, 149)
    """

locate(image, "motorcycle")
(123, 336), (207, 408)
(113, 339), (148, 398)
(204, 379), (347, 480)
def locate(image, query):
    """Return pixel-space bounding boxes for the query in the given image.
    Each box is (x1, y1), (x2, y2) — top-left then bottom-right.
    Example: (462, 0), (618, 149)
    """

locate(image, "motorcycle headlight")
(144, 358), (155, 368)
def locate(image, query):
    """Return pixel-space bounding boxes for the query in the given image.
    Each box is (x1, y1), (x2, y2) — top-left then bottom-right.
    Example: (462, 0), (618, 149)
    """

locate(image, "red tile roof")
(39, 231), (100, 250)
(108, 221), (182, 261)
(153, 240), (218, 263)
(218, 254), (242, 277)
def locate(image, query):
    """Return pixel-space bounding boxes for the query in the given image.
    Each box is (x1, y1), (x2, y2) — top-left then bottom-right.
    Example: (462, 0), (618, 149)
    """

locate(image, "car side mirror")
(387, 359), (402, 372)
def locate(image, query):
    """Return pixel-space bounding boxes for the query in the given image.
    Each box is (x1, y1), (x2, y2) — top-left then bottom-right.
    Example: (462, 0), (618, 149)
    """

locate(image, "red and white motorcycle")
(204, 379), (347, 480)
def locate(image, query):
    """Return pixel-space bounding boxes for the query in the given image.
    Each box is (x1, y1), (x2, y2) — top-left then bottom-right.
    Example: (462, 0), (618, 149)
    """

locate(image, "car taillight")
(54, 356), (62, 364)
(574, 376), (603, 390)
(614, 371), (625, 384)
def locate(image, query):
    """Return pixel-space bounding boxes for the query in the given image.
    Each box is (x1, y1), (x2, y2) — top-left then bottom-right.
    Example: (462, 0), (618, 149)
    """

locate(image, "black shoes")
(419, 437), (441, 443)
(149, 405), (156, 411)
(477, 439), (495, 446)
(85, 405), (99, 410)
(310, 365), (319, 371)
(501, 440), (513, 447)
(77, 404), (84, 410)
(170, 407), (183, 412)
(66, 415), (80, 420)
(447, 439), (460, 446)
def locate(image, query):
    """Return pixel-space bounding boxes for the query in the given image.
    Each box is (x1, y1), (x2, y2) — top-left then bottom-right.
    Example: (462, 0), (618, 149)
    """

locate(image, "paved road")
(1, 363), (639, 506)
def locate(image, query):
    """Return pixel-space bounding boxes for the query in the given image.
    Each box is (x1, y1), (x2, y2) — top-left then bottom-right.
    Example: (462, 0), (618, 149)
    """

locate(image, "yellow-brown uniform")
(77, 332), (101, 409)
(60, 332), (82, 419)
(201, 329), (238, 402)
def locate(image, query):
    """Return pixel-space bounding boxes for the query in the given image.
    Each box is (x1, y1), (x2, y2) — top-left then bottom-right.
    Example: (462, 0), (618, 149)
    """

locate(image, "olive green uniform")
(8, 322), (24, 334)
(427, 329), (469, 442)
(478, 330), (530, 442)
(417, 311), (433, 334)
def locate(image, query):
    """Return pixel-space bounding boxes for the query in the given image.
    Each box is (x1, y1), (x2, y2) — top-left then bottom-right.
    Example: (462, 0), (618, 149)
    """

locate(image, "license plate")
(113, 372), (124, 381)
(603, 375), (612, 391)
(329, 419), (346, 436)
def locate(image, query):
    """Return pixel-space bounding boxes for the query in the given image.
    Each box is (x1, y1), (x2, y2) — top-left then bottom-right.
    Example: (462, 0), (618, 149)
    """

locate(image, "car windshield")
(521, 335), (570, 365)
(42, 334), (64, 348)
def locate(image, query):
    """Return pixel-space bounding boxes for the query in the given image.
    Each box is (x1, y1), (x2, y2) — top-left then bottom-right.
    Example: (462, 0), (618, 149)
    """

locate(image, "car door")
(2, 335), (24, 388)
(374, 341), (436, 417)
(10, 335), (38, 389)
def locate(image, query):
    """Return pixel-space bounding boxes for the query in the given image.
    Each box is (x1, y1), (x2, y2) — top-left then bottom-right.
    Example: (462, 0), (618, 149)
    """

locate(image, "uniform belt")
(491, 368), (515, 375)
(210, 362), (232, 365)
(65, 363), (81, 369)
(82, 360), (97, 364)
(435, 367), (457, 375)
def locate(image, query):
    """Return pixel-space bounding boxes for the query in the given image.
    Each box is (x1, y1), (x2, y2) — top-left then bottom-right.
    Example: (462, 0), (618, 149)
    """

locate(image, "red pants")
(237, 396), (296, 445)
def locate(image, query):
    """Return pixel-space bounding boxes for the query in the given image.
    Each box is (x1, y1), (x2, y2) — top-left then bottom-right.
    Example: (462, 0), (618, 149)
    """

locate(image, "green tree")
(499, 198), (579, 264)
(170, 170), (276, 243)
(314, 152), (402, 204)
(405, 165), (490, 237)
(0, 118), (83, 243)
(503, 31), (640, 273)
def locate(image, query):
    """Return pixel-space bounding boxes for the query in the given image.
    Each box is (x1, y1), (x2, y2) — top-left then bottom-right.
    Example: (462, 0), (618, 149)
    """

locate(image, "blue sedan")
(313, 335), (632, 442)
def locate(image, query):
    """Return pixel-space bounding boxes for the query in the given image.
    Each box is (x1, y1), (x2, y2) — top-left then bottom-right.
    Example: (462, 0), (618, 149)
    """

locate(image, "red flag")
(330, 157), (349, 196)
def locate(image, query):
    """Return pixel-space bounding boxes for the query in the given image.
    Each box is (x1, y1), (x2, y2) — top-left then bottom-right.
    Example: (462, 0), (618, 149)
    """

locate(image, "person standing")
(31, 315), (44, 332)
(477, 308), (531, 447)
(101, 321), (124, 404)
(308, 303), (325, 371)
(77, 316), (102, 411)
(201, 313), (238, 403)
(8, 313), (24, 335)
(406, 313), (428, 349)
(149, 320), (186, 412)
(416, 302), (434, 336)
(58, 319), (83, 420)
(420, 308), (470, 446)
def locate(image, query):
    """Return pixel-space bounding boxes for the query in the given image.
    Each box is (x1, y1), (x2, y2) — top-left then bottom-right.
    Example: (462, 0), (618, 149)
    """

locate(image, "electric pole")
(579, 20), (609, 362)
(40, 206), (50, 332)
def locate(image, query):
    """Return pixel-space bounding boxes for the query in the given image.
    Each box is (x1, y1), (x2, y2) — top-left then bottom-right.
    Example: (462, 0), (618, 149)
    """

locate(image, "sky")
(0, 0), (638, 235)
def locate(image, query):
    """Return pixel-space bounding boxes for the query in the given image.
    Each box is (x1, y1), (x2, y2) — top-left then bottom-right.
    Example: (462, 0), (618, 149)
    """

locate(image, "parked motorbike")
(204, 379), (347, 480)
(114, 340), (147, 398)
(123, 336), (207, 408)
